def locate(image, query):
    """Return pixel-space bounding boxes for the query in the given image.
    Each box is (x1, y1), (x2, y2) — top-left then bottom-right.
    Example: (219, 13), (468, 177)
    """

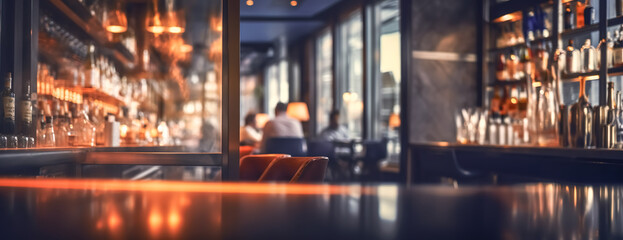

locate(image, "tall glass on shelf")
(569, 77), (593, 148)
(536, 69), (560, 147)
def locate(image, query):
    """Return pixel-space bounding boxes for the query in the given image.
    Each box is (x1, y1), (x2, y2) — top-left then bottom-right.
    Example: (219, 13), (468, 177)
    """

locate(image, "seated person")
(240, 112), (262, 147)
(261, 102), (304, 152)
(319, 110), (349, 142)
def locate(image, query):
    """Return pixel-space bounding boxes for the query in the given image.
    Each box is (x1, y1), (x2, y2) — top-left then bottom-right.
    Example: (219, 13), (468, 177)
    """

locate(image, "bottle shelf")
(608, 15), (623, 27)
(560, 24), (599, 38)
(488, 37), (553, 53)
(43, 0), (135, 71)
(81, 88), (125, 106)
(561, 70), (600, 80)
(488, 79), (525, 87)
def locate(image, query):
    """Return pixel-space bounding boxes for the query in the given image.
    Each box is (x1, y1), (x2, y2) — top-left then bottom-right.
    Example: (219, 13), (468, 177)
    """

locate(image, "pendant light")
(165, 0), (185, 34)
(146, 0), (165, 34)
(104, 0), (128, 33)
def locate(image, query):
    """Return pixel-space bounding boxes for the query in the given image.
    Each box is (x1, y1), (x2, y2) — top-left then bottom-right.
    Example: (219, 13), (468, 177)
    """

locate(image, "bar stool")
(239, 154), (290, 181)
(291, 157), (329, 183)
(258, 157), (328, 182)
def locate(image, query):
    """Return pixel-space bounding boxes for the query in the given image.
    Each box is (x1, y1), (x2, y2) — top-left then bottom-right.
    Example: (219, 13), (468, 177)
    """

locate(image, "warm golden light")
(510, 98), (518, 104)
(290, 0), (298, 6)
(255, 113), (269, 129)
(585, 75), (599, 81)
(246, 0), (254, 6)
(533, 81), (542, 87)
(0, 178), (377, 195)
(106, 25), (127, 33)
(287, 102), (310, 121)
(180, 44), (193, 53)
(168, 26), (184, 34)
(147, 25), (166, 34)
(389, 113), (401, 128)
(104, 1), (128, 33)
(493, 11), (522, 23)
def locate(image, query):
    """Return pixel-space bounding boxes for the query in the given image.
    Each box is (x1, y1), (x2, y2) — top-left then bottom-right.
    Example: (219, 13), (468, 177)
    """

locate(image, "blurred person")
(240, 112), (262, 147)
(319, 110), (349, 141)
(260, 102), (304, 152)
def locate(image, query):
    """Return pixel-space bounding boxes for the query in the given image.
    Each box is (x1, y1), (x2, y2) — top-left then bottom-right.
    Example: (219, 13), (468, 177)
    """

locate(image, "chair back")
(239, 145), (255, 158)
(291, 157), (329, 182)
(264, 137), (307, 157)
(258, 157), (317, 182)
(306, 140), (335, 160)
(361, 139), (389, 163)
(239, 154), (289, 181)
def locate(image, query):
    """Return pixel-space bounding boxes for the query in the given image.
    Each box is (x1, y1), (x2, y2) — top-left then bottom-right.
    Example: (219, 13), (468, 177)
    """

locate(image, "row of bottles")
(485, 46), (623, 149)
(36, 99), (172, 148)
(562, 26), (623, 75)
(0, 73), (35, 148)
(563, 0), (595, 31)
(564, 80), (623, 149)
(495, 6), (552, 48)
(495, 43), (551, 81)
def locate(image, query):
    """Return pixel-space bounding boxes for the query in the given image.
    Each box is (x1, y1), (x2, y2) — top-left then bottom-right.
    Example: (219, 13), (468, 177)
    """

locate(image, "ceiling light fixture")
(290, 0), (298, 6)
(246, 0), (254, 6)
(146, 0), (165, 34)
(165, 0), (185, 34)
(104, 0), (127, 33)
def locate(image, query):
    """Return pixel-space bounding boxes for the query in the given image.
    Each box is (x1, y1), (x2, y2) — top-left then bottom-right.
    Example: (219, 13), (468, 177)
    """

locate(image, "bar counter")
(410, 142), (623, 183)
(0, 146), (221, 177)
(0, 178), (617, 239)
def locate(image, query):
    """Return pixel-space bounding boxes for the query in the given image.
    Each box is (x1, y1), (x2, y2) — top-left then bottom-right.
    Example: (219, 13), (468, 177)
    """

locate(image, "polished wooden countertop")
(0, 178), (619, 239)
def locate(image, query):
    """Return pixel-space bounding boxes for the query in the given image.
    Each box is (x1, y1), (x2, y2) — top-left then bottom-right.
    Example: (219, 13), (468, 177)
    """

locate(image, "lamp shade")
(389, 112), (401, 128)
(255, 113), (269, 129)
(103, 0), (127, 33)
(287, 102), (310, 121)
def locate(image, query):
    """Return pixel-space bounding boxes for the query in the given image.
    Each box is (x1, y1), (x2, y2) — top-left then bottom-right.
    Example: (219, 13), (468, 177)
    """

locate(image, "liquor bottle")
(564, 3), (575, 30)
(525, 9), (537, 42)
(40, 116), (55, 147)
(508, 86), (519, 118)
(618, 0), (623, 17)
(576, 1), (586, 29)
(569, 77), (593, 148)
(19, 84), (33, 148)
(500, 86), (510, 116)
(2, 73), (16, 137)
(603, 82), (618, 148)
(617, 91), (623, 148)
(84, 44), (100, 88)
(72, 104), (95, 147)
(495, 54), (507, 80)
(565, 40), (581, 74)
(507, 50), (519, 80)
(584, 0), (594, 26)
(581, 39), (596, 72)
(519, 47), (532, 79)
(615, 27), (623, 66)
(598, 32), (615, 68)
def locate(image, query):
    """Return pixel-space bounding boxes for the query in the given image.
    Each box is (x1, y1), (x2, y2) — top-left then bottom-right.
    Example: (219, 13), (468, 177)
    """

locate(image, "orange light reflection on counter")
(0, 178), (375, 195)
(149, 210), (163, 235)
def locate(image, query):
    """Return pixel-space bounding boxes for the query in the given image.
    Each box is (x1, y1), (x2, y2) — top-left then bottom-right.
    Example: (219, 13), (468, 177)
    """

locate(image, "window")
(374, 0), (400, 163)
(316, 29), (333, 133)
(338, 11), (364, 139)
(265, 60), (289, 117)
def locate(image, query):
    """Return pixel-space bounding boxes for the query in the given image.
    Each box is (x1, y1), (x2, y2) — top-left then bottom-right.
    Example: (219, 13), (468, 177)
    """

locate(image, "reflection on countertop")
(0, 179), (622, 239)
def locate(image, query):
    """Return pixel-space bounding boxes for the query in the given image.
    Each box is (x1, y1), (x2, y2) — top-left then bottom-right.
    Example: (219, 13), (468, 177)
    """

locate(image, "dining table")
(0, 178), (617, 239)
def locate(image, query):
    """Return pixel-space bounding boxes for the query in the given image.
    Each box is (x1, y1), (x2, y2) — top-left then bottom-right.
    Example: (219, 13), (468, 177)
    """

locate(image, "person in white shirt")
(260, 102), (304, 152)
(240, 113), (262, 147)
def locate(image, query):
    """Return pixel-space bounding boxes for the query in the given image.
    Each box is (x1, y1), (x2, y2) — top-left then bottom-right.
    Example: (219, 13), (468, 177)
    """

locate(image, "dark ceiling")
(240, 0), (343, 44)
